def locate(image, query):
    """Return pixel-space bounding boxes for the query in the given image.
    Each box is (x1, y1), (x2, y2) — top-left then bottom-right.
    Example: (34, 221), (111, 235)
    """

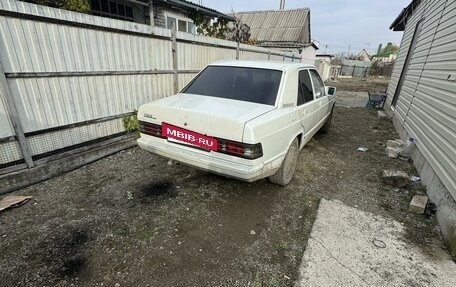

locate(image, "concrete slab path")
(296, 199), (456, 287)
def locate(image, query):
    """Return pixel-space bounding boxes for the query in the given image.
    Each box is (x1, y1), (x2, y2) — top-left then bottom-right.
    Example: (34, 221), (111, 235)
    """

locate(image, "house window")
(166, 13), (195, 33)
(91, 0), (134, 22)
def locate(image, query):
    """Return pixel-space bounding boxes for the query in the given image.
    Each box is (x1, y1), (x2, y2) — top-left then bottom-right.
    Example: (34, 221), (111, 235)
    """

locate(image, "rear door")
(296, 69), (321, 140)
(309, 69), (331, 123)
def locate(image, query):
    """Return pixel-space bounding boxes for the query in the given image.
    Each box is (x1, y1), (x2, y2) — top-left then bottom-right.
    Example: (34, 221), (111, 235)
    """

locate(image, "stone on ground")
(409, 195), (428, 214)
(385, 147), (401, 158)
(382, 170), (409, 187)
(377, 110), (388, 119)
(386, 139), (404, 148)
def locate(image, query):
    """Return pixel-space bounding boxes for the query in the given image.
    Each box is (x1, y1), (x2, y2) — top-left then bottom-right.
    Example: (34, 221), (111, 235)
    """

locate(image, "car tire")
(268, 138), (299, 186)
(319, 107), (334, 134)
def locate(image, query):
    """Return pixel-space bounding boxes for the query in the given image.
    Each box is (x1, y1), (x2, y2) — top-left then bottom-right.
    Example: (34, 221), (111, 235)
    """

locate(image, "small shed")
(357, 49), (371, 62)
(315, 54), (335, 81)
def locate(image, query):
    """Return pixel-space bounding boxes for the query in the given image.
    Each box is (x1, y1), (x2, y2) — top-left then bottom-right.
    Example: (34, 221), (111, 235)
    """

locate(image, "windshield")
(182, 66), (282, 106)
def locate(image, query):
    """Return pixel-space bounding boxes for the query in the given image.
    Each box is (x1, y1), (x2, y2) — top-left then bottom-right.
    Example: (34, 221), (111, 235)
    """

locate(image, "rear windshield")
(182, 66), (282, 106)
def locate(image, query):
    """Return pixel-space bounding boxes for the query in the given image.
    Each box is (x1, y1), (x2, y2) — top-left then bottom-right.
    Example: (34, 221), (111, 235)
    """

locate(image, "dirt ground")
(0, 79), (446, 286)
(327, 77), (389, 93)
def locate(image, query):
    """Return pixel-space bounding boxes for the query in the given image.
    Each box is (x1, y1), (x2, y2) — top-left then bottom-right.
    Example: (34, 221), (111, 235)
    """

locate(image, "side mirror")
(326, 86), (336, 96)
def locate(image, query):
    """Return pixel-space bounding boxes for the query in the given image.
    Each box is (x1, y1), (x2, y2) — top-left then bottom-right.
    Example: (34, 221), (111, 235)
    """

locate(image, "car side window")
(309, 70), (325, 99)
(297, 70), (314, 106)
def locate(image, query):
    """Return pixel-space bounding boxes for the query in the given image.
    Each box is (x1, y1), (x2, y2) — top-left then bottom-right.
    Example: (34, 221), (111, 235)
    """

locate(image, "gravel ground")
(0, 79), (447, 286)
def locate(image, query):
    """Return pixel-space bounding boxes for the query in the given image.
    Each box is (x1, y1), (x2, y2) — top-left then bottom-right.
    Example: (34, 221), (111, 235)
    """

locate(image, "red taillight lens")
(139, 121), (262, 160)
(139, 121), (165, 138)
(217, 139), (263, 160)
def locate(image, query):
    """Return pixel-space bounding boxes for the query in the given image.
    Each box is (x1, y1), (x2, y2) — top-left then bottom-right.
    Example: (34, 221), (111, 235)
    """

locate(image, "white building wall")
(387, 0), (456, 200)
(386, 1), (456, 255)
(300, 46), (317, 66)
(386, 0), (456, 257)
(315, 56), (332, 81)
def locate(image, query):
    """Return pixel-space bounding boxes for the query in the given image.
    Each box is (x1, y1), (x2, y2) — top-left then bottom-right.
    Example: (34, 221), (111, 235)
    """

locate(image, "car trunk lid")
(138, 93), (275, 142)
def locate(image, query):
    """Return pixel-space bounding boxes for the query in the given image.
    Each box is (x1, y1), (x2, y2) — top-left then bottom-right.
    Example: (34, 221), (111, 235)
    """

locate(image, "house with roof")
(315, 54), (340, 81)
(372, 42), (397, 63)
(235, 8), (318, 65)
(88, 0), (233, 32)
(386, 0), (456, 257)
(357, 49), (371, 62)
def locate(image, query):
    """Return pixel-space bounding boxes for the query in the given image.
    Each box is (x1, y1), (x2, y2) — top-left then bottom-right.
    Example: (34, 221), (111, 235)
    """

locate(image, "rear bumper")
(137, 136), (268, 182)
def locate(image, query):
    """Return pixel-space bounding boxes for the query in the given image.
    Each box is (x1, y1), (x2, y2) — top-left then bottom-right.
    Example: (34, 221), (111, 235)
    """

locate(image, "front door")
(296, 69), (322, 143)
(309, 69), (330, 124)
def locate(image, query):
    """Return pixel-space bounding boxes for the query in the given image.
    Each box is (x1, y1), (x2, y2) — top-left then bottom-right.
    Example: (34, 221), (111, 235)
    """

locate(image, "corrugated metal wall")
(0, 0), (302, 172)
(387, 0), (456, 199)
(0, 92), (14, 138)
(386, 0), (428, 109)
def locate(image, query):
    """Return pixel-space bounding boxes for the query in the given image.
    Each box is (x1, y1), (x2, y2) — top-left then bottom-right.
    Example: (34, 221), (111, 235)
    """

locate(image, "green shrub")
(122, 113), (139, 134)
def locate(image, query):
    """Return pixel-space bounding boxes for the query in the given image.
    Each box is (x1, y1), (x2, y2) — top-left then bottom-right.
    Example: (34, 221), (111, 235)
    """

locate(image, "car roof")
(208, 60), (315, 71)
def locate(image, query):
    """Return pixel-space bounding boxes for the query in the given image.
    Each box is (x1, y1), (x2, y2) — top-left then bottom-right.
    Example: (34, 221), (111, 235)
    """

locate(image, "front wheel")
(319, 107), (334, 134)
(268, 138), (299, 186)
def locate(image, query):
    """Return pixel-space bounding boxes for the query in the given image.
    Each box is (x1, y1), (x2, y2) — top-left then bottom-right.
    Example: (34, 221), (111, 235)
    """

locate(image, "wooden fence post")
(352, 65), (356, 77)
(0, 62), (34, 168)
(236, 41), (240, 60)
(171, 23), (178, 94)
(148, 0), (154, 27)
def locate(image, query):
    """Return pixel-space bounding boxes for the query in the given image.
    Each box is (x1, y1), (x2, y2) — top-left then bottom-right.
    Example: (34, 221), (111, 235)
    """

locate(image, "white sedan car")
(137, 60), (336, 185)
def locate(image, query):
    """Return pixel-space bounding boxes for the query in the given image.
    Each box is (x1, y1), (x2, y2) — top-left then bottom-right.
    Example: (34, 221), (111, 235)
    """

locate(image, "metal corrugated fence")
(0, 0), (302, 173)
(0, 92), (14, 138)
(339, 60), (372, 78)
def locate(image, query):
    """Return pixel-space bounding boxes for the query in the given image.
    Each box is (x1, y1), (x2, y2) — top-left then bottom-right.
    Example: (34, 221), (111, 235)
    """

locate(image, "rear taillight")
(139, 121), (165, 138)
(217, 139), (263, 160)
(140, 121), (262, 160)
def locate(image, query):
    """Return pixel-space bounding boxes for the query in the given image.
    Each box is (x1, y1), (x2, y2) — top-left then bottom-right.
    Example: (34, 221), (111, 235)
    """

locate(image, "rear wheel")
(268, 138), (299, 186)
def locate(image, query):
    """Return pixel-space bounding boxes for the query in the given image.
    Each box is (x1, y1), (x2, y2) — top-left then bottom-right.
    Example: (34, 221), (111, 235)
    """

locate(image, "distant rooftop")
(153, 0), (235, 20)
(235, 9), (311, 48)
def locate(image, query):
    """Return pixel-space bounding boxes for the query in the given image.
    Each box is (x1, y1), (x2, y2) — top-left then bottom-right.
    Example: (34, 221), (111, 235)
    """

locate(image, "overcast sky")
(192, 0), (411, 55)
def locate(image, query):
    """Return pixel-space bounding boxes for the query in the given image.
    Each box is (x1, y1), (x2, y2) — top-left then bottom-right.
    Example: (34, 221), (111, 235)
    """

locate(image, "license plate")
(161, 123), (218, 151)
